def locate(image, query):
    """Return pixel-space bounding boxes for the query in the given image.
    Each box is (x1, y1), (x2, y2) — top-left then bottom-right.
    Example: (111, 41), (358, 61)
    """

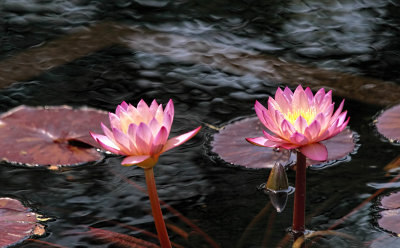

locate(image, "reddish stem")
(144, 168), (172, 248)
(292, 151), (307, 235)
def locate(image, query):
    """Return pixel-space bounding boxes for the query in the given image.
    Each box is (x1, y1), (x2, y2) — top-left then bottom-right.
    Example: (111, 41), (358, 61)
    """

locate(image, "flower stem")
(144, 168), (172, 248)
(292, 151), (307, 235)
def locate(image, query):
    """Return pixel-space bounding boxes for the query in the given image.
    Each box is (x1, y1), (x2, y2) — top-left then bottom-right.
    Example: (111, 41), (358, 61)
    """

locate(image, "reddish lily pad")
(0, 197), (45, 247)
(0, 105), (109, 167)
(211, 117), (356, 169)
(376, 104), (400, 143)
(378, 191), (400, 235)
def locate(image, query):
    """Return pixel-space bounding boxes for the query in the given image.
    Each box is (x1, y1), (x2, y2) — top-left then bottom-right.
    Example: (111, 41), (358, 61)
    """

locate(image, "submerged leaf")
(211, 117), (356, 169)
(0, 105), (109, 167)
(376, 104), (400, 143)
(0, 197), (44, 247)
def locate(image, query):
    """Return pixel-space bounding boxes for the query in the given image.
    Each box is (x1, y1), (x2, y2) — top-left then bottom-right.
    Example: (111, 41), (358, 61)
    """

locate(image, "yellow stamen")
(284, 107), (317, 125)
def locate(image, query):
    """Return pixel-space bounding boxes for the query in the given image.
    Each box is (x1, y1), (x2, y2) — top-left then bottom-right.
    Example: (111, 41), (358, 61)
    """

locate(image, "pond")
(0, 0), (400, 247)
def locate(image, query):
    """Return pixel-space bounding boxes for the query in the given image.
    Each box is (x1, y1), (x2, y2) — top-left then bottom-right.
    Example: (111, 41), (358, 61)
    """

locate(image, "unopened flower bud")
(265, 163), (290, 213)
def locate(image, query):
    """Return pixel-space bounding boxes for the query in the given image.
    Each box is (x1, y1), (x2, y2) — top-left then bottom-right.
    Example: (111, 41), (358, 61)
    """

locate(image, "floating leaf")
(376, 104), (400, 143)
(211, 117), (356, 169)
(0, 105), (109, 167)
(377, 191), (400, 235)
(0, 197), (44, 247)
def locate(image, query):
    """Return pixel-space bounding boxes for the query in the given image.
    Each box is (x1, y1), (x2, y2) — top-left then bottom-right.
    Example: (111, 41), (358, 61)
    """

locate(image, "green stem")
(144, 168), (172, 248)
(292, 151), (307, 235)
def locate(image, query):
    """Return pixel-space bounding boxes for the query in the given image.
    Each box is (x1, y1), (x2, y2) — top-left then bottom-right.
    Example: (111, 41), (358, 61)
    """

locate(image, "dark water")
(0, 0), (400, 247)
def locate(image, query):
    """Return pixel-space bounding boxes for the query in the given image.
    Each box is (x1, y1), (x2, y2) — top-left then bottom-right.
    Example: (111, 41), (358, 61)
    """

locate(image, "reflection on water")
(0, 0), (400, 247)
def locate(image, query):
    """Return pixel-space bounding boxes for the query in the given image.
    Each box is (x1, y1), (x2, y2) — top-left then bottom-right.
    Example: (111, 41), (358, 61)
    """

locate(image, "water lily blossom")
(246, 85), (349, 161)
(90, 99), (201, 248)
(90, 99), (201, 168)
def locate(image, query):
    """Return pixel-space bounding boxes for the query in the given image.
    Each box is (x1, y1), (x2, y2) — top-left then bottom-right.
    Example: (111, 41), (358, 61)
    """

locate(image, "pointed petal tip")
(160, 126), (202, 153)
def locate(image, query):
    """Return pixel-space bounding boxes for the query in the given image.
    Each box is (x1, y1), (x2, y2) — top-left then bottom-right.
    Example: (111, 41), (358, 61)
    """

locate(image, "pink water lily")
(90, 99), (201, 168)
(246, 85), (349, 161)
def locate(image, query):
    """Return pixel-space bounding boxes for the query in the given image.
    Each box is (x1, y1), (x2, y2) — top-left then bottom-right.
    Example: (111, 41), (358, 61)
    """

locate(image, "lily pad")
(375, 104), (400, 143)
(378, 191), (400, 235)
(0, 197), (45, 247)
(0, 105), (109, 167)
(211, 117), (356, 169)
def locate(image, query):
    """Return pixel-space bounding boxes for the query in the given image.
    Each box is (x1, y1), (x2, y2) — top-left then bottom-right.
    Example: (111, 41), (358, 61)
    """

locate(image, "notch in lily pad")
(0, 105), (109, 168)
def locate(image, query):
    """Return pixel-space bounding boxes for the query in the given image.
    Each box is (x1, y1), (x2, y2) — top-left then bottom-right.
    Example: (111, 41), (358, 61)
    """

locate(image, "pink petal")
(299, 142), (328, 161)
(164, 99), (174, 119)
(336, 111), (348, 127)
(154, 104), (164, 124)
(318, 90), (332, 111)
(262, 130), (287, 143)
(268, 97), (282, 113)
(323, 103), (334, 118)
(101, 122), (114, 140)
(121, 155), (151, 166)
(127, 123), (138, 141)
(161, 126), (201, 153)
(108, 113), (121, 129)
(293, 85), (310, 111)
(289, 132), (309, 145)
(330, 99), (345, 123)
(313, 112), (327, 131)
(126, 103), (141, 119)
(115, 104), (126, 117)
(245, 136), (280, 147)
(294, 115), (308, 133)
(149, 117), (161, 135)
(255, 101), (278, 133)
(151, 126), (169, 154)
(278, 143), (300, 149)
(135, 123), (153, 154)
(112, 128), (131, 153)
(304, 87), (314, 104)
(304, 120), (321, 141)
(283, 87), (294, 101)
(162, 113), (173, 132)
(149, 99), (159, 115)
(137, 99), (152, 122)
(255, 100), (268, 121)
(280, 119), (295, 138)
(90, 132), (122, 155)
(339, 117), (350, 132)
(313, 88), (326, 104)
(119, 101), (129, 110)
(274, 88), (291, 113)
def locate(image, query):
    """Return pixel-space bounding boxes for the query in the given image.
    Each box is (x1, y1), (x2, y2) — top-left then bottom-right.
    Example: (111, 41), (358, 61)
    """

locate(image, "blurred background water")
(0, 0), (400, 247)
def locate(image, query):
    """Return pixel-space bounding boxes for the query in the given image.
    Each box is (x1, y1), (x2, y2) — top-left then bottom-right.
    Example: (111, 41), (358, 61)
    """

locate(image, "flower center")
(284, 107), (317, 125)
